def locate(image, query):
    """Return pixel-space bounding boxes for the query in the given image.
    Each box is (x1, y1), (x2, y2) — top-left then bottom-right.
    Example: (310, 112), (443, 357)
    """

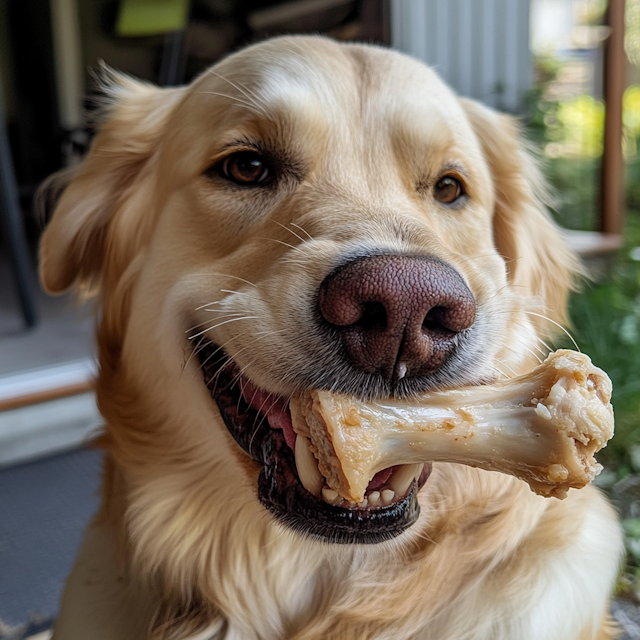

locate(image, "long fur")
(40, 36), (622, 640)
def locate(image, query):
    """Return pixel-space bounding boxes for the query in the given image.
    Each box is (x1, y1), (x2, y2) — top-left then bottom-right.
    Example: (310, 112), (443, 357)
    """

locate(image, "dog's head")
(40, 37), (578, 550)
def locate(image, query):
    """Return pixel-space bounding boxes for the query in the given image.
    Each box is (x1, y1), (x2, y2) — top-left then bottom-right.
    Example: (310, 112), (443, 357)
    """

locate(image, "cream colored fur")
(40, 36), (622, 640)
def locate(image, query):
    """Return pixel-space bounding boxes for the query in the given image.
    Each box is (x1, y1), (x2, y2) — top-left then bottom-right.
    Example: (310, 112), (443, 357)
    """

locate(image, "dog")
(40, 36), (623, 640)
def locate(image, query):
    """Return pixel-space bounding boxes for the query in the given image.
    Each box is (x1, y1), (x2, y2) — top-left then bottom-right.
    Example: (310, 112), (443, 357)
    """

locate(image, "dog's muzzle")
(197, 341), (431, 544)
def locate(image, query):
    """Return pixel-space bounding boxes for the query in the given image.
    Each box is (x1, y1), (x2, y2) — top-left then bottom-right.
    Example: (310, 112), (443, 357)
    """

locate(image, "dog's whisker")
(270, 219), (307, 244)
(184, 325), (258, 377)
(535, 336), (554, 354)
(194, 300), (223, 311)
(289, 222), (314, 241)
(189, 273), (257, 288)
(186, 313), (245, 334)
(525, 311), (580, 352)
(492, 361), (513, 378)
(494, 358), (519, 377)
(256, 237), (306, 254)
(186, 312), (247, 333)
(204, 70), (269, 117)
(502, 343), (542, 365)
(248, 392), (276, 456)
(227, 356), (259, 415)
(185, 326), (290, 378)
(220, 289), (254, 297)
(182, 336), (208, 373)
(282, 259), (307, 266)
(197, 91), (264, 117)
(198, 352), (234, 393)
(188, 316), (258, 340)
(509, 322), (552, 357)
(482, 283), (516, 306)
(529, 341), (548, 357)
(454, 253), (502, 267)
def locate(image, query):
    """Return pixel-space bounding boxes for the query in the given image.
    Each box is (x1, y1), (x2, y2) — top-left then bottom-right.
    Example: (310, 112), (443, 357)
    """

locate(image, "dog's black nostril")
(422, 307), (455, 335)
(355, 301), (387, 331)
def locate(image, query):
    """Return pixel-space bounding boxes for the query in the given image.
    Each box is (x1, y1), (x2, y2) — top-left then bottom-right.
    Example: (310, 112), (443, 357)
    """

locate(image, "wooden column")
(599, 0), (626, 235)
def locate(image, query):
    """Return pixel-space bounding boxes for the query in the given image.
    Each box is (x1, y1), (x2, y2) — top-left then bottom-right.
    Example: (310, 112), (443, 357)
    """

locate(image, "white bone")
(290, 350), (614, 503)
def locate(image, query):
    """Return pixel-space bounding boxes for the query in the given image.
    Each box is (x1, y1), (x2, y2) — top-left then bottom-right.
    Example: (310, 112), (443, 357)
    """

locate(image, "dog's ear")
(39, 70), (184, 295)
(460, 98), (581, 329)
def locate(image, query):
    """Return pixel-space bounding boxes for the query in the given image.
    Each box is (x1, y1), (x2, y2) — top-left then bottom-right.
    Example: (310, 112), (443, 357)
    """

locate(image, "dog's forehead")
(193, 37), (471, 142)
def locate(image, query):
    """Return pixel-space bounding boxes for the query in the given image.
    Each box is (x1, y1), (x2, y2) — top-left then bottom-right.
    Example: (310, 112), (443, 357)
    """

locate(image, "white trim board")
(0, 391), (102, 468)
(0, 359), (97, 404)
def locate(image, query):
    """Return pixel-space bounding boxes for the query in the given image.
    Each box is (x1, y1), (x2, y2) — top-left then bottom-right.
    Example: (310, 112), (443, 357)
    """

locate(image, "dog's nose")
(318, 255), (476, 381)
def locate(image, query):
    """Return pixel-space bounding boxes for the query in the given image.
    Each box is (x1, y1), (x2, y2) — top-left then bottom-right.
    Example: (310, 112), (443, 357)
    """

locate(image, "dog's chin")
(197, 341), (431, 544)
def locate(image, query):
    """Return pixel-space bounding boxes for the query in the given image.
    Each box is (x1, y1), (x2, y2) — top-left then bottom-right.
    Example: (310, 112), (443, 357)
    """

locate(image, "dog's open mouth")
(197, 341), (431, 543)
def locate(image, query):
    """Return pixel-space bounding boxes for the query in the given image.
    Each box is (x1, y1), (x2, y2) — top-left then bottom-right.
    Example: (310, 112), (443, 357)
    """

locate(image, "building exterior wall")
(391, 0), (532, 112)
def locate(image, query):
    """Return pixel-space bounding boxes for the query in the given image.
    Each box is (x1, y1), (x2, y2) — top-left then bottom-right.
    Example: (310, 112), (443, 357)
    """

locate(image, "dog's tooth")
(322, 487), (340, 504)
(389, 464), (422, 497)
(295, 436), (323, 496)
(368, 491), (380, 507)
(381, 489), (395, 505)
(357, 498), (368, 508)
(414, 463), (425, 480)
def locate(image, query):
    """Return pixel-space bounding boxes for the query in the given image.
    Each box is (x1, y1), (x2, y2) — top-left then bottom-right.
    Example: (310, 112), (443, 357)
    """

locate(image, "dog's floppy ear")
(39, 70), (184, 295)
(461, 98), (581, 329)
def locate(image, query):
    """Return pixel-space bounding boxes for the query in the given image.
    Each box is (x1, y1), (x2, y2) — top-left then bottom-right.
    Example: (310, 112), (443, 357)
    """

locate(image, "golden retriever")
(40, 36), (623, 640)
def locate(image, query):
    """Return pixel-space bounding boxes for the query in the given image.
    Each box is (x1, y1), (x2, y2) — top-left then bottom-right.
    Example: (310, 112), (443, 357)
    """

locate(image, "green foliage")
(562, 213), (640, 466)
(544, 156), (599, 230)
(525, 57), (640, 468)
(629, 156), (640, 211)
(528, 28), (640, 598)
(627, 0), (640, 67)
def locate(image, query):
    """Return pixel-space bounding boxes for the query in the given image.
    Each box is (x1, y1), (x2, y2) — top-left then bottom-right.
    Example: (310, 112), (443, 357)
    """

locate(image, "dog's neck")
(98, 439), (543, 640)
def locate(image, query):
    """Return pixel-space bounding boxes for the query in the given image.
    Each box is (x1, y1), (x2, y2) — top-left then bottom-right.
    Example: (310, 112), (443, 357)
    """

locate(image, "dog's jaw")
(198, 341), (432, 543)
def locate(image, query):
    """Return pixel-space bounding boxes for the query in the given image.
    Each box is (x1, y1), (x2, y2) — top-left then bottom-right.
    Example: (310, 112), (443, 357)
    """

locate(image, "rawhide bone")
(290, 350), (613, 502)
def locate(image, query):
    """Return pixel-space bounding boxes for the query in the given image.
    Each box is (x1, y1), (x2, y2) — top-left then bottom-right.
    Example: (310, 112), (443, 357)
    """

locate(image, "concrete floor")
(0, 255), (102, 638)
(0, 448), (102, 638)
(0, 252), (100, 469)
(0, 253), (94, 378)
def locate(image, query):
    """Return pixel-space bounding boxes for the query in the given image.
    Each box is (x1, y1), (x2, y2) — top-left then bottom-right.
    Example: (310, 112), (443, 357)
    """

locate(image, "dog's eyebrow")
(221, 138), (265, 152)
(439, 162), (469, 178)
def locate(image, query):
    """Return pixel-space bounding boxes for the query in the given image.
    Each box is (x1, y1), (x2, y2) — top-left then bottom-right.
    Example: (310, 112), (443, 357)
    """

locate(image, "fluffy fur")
(41, 37), (622, 640)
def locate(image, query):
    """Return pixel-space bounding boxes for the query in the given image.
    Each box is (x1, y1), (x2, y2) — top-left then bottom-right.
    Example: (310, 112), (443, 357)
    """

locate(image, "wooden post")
(599, 0), (626, 235)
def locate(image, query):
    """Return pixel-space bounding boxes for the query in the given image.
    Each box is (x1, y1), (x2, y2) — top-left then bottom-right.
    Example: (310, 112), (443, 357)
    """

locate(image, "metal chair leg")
(0, 81), (38, 329)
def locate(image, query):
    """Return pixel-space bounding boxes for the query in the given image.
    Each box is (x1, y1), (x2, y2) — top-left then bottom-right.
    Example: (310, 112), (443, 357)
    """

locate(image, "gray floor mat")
(0, 448), (102, 633)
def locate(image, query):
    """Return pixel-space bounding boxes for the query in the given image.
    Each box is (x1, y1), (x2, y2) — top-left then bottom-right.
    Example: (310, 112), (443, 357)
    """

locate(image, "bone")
(290, 350), (614, 503)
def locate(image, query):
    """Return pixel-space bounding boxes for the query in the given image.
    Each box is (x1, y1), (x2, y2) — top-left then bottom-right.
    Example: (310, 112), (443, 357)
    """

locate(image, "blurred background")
(0, 0), (639, 638)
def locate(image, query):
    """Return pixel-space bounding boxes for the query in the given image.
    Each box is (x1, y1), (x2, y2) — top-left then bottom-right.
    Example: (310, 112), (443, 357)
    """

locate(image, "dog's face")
(40, 38), (576, 547)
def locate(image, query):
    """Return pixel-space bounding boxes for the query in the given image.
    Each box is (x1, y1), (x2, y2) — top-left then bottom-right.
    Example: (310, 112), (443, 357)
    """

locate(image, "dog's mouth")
(198, 341), (431, 543)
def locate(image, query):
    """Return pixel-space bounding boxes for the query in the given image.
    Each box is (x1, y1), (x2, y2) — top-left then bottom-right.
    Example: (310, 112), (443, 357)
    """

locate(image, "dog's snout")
(318, 255), (476, 381)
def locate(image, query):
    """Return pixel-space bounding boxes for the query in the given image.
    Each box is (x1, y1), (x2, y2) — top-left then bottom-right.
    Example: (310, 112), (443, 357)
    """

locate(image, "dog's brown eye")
(221, 152), (270, 185)
(434, 176), (463, 204)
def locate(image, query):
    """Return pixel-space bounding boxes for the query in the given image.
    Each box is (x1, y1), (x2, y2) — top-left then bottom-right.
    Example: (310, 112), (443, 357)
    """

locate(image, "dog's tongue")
(368, 467), (395, 490)
(239, 376), (397, 488)
(240, 377), (296, 450)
